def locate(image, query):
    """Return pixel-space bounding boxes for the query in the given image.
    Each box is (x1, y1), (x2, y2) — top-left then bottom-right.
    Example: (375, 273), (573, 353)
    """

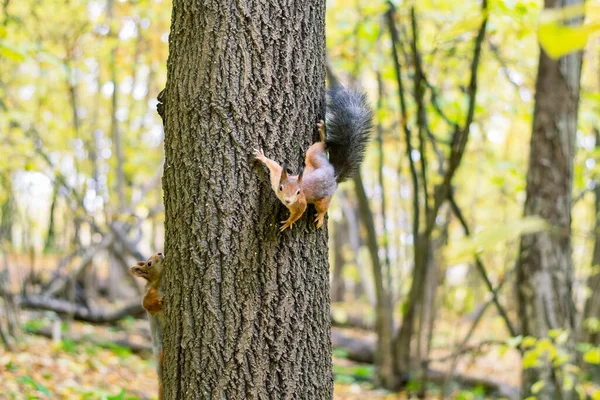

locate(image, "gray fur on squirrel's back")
(325, 86), (373, 183)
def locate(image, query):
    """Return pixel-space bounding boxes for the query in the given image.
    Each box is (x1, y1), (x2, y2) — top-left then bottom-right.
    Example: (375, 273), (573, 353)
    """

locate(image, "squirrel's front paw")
(280, 219), (294, 232)
(317, 120), (325, 141)
(253, 148), (265, 161)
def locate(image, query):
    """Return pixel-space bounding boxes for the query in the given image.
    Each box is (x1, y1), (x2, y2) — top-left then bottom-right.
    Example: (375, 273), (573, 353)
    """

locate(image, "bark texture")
(161, 1), (331, 399)
(516, 0), (583, 397)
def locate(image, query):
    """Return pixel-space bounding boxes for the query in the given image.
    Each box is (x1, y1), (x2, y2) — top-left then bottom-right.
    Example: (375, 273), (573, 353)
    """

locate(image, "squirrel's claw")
(314, 213), (325, 229)
(253, 148), (265, 161)
(317, 120), (326, 142)
(280, 220), (294, 231)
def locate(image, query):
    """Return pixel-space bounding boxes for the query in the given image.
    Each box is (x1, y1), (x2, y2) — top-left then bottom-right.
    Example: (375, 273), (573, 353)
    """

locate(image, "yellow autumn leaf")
(531, 380), (545, 394)
(583, 347), (600, 365)
(435, 9), (488, 43)
(538, 2), (600, 58)
(538, 23), (600, 58)
(445, 216), (548, 264)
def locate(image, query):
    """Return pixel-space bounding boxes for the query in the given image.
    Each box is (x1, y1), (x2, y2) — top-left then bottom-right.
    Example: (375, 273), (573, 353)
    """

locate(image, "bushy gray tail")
(325, 86), (373, 183)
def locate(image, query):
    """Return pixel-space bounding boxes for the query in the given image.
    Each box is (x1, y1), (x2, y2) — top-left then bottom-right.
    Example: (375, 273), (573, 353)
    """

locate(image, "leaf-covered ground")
(0, 312), (527, 400)
(0, 328), (512, 400)
(1, 332), (393, 400)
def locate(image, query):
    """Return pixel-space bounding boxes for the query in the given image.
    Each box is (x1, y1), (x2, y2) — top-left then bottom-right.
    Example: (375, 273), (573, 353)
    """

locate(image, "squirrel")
(131, 252), (165, 400)
(254, 86), (373, 231)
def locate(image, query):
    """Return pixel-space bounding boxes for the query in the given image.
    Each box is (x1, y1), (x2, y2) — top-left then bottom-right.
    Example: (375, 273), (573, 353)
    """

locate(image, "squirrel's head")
(278, 163), (303, 206)
(131, 252), (165, 283)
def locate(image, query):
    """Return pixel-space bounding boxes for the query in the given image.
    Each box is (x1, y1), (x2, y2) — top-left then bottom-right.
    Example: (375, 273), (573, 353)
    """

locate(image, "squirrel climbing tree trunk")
(516, 0), (583, 398)
(160, 1), (331, 399)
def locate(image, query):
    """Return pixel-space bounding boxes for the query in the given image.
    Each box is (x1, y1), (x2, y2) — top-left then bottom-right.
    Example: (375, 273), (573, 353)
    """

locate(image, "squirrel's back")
(325, 86), (373, 183)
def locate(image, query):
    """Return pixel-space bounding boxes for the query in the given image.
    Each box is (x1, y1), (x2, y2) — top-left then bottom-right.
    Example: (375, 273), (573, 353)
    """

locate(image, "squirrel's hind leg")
(313, 196), (332, 229)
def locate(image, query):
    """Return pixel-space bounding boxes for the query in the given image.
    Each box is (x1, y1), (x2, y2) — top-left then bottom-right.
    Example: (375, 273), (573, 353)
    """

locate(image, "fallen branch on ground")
(331, 313), (374, 331)
(25, 326), (151, 354)
(19, 295), (144, 323)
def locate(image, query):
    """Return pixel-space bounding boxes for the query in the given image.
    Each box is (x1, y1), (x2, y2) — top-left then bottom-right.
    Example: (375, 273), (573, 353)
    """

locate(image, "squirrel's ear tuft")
(280, 162), (288, 182)
(297, 167), (304, 184)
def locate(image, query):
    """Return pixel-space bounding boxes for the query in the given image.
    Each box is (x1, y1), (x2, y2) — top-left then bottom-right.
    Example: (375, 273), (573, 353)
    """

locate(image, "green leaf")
(531, 380), (545, 394)
(436, 9), (488, 43)
(522, 336), (537, 348)
(332, 348), (348, 358)
(445, 217), (548, 264)
(105, 389), (126, 400)
(584, 317), (600, 334)
(538, 3), (600, 58)
(0, 42), (26, 62)
(18, 376), (51, 396)
(523, 350), (539, 369)
(583, 347), (600, 364)
(538, 23), (600, 59)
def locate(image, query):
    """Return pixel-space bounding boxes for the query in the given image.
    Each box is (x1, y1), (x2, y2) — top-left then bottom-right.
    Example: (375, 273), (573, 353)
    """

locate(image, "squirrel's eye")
(147, 261), (152, 266)
(279, 185), (283, 191)
(296, 190), (300, 195)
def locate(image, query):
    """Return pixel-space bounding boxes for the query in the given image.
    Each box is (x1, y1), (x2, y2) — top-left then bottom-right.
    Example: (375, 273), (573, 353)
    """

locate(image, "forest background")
(1, 0), (600, 398)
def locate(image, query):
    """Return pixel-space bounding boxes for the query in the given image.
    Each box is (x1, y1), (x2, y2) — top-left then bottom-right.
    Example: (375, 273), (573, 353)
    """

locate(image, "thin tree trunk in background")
(354, 173), (396, 388)
(331, 218), (348, 303)
(339, 190), (375, 305)
(580, 40), (600, 348)
(161, 0), (331, 398)
(43, 185), (58, 253)
(581, 128), (600, 347)
(107, 0), (125, 210)
(516, 0), (583, 397)
(0, 176), (14, 245)
(375, 71), (393, 301)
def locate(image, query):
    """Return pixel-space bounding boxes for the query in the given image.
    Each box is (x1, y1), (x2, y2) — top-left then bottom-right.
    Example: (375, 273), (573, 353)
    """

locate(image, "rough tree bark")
(161, 1), (331, 399)
(516, 0), (583, 398)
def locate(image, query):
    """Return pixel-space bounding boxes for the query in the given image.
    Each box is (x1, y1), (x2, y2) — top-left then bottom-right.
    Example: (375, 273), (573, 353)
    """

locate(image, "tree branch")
(19, 295), (145, 323)
(386, 2), (420, 241)
(448, 190), (517, 337)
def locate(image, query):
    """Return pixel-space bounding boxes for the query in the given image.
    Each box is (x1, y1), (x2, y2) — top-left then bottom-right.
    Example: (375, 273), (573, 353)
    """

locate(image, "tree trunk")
(0, 176), (14, 245)
(43, 184), (59, 253)
(516, 1), (583, 397)
(161, 1), (331, 399)
(354, 173), (396, 388)
(339, 190), (374, 305)
(331, 218), (347, 303)
(581, 129), (600, 347)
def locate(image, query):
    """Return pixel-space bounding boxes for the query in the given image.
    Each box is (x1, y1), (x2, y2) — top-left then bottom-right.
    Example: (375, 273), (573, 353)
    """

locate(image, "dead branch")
(25, 326), (152, 354)
(43, 233), (113, 298)
(19, 295), (144, 323)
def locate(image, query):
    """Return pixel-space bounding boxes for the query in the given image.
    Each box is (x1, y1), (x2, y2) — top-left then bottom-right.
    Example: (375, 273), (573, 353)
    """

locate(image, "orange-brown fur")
(131, 253), (165, 400)
(130, 253), (165, 314)
(254, 121), (336, 231)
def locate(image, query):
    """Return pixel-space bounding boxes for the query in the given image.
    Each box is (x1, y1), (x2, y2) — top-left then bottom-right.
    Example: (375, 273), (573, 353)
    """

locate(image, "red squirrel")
(254, 86), (373, 231)
(131, 252), (165, 400)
